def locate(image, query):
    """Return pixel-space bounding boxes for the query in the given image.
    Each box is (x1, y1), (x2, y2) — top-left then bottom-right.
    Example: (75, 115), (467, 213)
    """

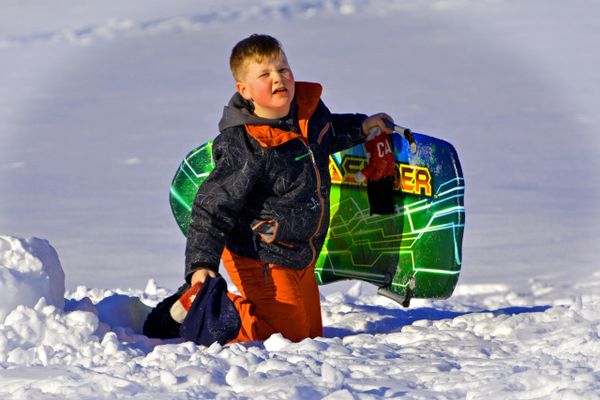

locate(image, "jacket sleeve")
(184, 129), (265, 282)
(328, 112), (368, 154)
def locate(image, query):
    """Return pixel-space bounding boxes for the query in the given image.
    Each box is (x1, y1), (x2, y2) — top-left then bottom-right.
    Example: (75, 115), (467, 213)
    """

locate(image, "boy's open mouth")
(273, 87), (288, 95)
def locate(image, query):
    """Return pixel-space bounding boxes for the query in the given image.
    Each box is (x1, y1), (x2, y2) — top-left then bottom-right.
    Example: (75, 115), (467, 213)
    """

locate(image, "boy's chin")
(269, 97), (293, 111)
(254, 103), (292, 119)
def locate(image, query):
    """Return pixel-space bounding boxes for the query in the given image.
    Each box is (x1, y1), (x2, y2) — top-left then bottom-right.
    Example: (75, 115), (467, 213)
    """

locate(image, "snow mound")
(0, 236), (65, 322)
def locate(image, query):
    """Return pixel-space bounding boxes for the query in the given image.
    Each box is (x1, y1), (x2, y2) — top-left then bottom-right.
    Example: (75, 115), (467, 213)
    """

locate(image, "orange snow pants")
(221, 248), (323, 343)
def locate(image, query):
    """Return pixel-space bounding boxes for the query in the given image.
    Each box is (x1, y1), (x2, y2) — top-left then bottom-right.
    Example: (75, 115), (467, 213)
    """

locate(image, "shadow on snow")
(323, 303), (552, 338)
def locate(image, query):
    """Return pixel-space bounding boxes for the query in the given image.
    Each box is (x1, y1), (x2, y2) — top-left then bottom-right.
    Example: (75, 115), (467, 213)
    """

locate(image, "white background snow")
(1, 0), (599, 398)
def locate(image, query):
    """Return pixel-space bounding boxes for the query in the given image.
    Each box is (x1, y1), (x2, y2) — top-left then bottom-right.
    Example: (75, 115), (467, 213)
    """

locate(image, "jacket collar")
(219, 82), (323, 148)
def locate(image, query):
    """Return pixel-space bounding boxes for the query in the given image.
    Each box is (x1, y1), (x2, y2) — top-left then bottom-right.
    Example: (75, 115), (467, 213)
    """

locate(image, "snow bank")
(0, 0), (395, 48)
(0, 236), (65, 322)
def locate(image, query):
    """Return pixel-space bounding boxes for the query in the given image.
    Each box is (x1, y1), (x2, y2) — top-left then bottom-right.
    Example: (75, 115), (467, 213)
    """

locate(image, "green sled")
(170, 132), (465, 306)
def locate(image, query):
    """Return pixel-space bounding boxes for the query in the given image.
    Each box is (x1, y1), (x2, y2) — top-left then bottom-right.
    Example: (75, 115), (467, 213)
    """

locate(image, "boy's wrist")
(186, 263), (217, 283)
(361, 113), (394, 137)
(190, 268), (217, 287)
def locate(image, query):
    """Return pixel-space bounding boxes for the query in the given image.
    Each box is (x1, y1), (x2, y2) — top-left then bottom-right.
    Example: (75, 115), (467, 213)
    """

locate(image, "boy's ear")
(236, 81), (252, 101)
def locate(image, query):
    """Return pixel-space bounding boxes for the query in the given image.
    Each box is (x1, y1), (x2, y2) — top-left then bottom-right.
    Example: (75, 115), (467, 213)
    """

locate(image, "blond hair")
(230, 34), (286, 82)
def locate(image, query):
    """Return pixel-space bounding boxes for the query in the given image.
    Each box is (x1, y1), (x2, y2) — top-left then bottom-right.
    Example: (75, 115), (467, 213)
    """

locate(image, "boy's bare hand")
(362, 113), (394, 137)
(191, 268), (216, 286)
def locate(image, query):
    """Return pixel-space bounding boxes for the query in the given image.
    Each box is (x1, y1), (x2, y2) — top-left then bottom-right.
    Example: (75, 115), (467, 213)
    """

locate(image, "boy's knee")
(264, 302), (312, 342)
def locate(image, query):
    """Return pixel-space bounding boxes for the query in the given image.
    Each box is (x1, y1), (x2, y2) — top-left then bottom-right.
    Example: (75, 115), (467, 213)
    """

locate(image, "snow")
(1, 0), (599, 398)
(0, 236), (600, 398)
(0, 236), (65, 322)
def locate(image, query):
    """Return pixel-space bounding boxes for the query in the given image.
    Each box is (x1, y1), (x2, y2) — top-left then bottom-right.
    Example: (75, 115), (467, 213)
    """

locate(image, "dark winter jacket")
(184, 82), (367, 281)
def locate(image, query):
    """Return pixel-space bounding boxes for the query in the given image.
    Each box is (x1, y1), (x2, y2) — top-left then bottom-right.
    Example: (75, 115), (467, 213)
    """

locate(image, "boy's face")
(236, 54), (295, 119)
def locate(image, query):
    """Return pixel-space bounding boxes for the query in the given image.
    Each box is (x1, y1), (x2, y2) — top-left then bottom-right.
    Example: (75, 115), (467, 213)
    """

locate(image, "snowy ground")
(1, 0), (599, 398)
(1, 235), (599, 399)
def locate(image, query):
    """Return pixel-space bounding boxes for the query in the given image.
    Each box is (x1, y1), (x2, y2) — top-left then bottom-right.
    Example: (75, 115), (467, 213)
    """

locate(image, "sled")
(169, 132), (464, 306)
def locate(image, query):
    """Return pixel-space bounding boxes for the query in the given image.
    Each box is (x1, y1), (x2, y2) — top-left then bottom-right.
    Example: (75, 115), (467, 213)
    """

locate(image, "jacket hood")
(218, 82), (322, 133)
(218, 93), (278, 131)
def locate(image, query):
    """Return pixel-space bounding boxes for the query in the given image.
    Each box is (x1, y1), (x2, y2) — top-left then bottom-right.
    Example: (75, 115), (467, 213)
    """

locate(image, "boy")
(147, 34), (394, 343)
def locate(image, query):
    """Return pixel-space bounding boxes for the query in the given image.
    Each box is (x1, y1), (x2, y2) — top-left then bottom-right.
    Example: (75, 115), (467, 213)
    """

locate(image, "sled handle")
(383, 118), (418, 154)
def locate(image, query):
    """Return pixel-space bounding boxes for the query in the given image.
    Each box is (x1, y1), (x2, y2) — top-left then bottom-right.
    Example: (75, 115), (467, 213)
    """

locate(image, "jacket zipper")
(300, 139), (326, 268)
